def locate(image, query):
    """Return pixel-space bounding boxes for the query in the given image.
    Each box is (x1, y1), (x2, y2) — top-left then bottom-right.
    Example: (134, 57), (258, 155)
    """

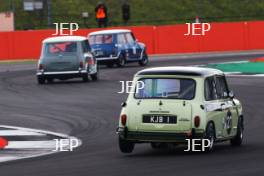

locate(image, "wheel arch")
(119, 50), (127, 60)
(206, 120), (216, 138)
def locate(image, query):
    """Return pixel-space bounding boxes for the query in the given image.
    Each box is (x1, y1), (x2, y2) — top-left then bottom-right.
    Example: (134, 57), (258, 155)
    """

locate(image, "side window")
(117, 34), (126, 44)
(215, 76), (229, 99)
(205, 77), (217, 101)
(104, 34), (113, 44)
(125, 33), (135, 44)
(81, 40), (91, 53)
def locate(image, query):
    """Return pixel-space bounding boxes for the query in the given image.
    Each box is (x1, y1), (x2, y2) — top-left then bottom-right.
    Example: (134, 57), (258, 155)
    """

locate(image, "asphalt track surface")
(0, 52), (264, 176)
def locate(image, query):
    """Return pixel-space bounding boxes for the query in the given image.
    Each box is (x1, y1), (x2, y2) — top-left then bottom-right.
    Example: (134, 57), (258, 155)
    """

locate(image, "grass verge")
(206, 61), (264, 74)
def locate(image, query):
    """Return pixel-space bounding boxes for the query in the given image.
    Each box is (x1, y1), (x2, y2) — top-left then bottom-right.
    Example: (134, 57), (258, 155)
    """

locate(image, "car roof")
(43, 36), (87, 43)
(88, 29), (131, 36)
(136, 66), (224, 77)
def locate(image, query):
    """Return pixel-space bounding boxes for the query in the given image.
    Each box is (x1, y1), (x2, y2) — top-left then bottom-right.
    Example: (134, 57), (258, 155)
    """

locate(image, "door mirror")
(229, 91), (235, 99)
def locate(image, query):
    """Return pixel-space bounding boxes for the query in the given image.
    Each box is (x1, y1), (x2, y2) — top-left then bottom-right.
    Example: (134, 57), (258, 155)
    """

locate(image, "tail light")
(87, 58), (94, 65)
(79, 61), (84, 68)
(194, 116), (200, 128)
(121, 114), (127, 126)
(38, 64), (44, 70)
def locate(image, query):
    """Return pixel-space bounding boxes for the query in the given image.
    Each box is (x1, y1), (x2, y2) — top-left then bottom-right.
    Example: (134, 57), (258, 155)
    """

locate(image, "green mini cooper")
(117, 67), (244, 153)
(36, 36), (98, 84)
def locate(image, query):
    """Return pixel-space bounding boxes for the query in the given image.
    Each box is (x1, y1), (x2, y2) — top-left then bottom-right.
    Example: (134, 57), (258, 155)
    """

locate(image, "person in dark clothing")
(122, 1), (130, 25)
(95, 2), (108, 28)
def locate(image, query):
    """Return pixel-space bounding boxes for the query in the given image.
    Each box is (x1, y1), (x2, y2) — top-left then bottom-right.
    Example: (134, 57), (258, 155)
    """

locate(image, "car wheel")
(204, 122), (215, 152)
(106, 63), (114, 68)
(139, 52), (149, 66)
(82, 74), (89, 82)
(37, 76), (45, 84)
(118, 137), (134, 153)
(47, 78), (54, 84)
(230, 117), (243, 146)
(90, 66), (99, 81)
(116, 55), (126, 67)
(150, 142), (168, 149)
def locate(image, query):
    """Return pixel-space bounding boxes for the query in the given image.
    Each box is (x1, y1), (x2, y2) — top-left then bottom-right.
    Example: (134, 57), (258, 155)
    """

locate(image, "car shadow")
(124, 143), (251, 158)
(98, 63), (151, 70)
(39, 79), (98, 85)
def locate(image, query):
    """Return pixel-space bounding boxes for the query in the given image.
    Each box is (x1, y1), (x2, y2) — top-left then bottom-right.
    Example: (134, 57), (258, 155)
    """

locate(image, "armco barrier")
(155, 24), (200, 53)
(1, 21), (264, 60)
(247, 21), (264, 50)
(0, 26), (156, 60)
(200, 22), (246, 52)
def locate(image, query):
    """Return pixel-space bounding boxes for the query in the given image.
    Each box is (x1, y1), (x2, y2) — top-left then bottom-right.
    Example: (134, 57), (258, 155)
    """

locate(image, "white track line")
(5, 141), (56, 149)
(209, 60), (248, 65)
(0, 125), (70, 138)
(0, 125), (82, 163)
(0, 156), (19, 163)
(5, 139), (79, 149)
(0, 130), (46, 136)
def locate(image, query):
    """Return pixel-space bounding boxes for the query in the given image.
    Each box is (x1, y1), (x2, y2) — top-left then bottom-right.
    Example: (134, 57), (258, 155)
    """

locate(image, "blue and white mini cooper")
(88, 29), (148, 67)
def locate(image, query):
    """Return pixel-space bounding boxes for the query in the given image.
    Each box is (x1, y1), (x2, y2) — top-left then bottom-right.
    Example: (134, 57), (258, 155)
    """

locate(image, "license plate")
(142, 115), (177, 124)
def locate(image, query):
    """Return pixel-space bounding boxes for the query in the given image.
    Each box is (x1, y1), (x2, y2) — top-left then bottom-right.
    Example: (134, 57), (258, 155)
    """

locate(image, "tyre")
(150, 142), (168, 149)
(37, 76), (45, 84)
(90, 65), (99, 81)
(106, 63), (114, 68)
(204, 122), (215, 152)
(118, 137), (134, 153)
(230, 117), (243, 146)
(82, 74), (89, 82)
(90, 73), (98, 81)
(47, 78), (54, 84)
(91, 71), (98, 82)
(116, 55), (126, 67)
(139, 52), (149, 66)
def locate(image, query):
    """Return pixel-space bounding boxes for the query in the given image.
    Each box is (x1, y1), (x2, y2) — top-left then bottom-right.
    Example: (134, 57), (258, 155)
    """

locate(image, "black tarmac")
(0, 52), (264, 176)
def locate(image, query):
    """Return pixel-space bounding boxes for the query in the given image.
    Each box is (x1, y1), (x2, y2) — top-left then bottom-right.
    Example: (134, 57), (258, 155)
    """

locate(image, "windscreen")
(135, 78), (196, 100)
(88, 34), (113, 45)
(44, 42), (77, 55)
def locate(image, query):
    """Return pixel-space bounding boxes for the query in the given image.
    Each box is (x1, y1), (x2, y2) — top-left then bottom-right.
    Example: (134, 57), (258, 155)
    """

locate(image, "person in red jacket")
(95, 2), (108, 28)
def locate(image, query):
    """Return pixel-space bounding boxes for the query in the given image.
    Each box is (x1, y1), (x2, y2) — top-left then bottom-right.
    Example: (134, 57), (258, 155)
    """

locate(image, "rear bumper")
(36, 70), (87, 78)
(116, 127), (205, 143)
(95, 52), (121, 64)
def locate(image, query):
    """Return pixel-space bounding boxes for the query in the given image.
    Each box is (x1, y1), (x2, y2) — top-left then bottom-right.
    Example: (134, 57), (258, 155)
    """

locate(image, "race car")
(36, 36), (98, 84)
(117, 66), (244, 153)
(88, 29), (148, 67)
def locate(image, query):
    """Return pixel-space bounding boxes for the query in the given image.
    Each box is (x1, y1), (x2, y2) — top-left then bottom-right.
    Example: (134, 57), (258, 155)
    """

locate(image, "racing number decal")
(223, 110), (232, 134)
